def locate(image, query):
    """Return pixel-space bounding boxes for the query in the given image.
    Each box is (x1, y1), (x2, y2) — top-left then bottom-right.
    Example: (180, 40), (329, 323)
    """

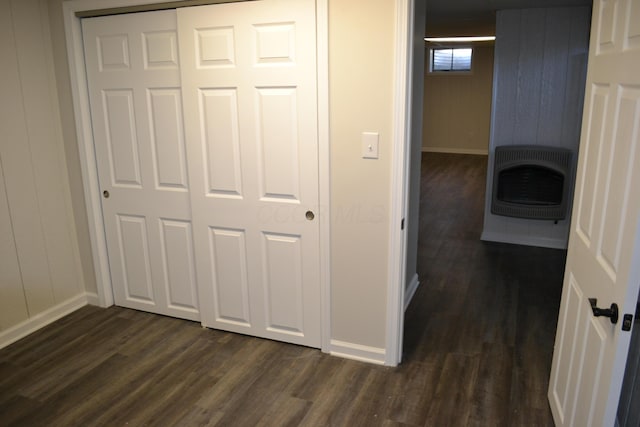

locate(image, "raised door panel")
(598, 88), (640, 277)
(196, 27), (236, 68)
(208, 227), (251, 327)
(576, 84), (609, 244)
(102, 89), (142, 187)
(256, 87), (300, 201)
(199, 89), (243, 197)
(262, 232), (304, 335)
(97, 34), (130, 71)
(116, 215), (155, 304)
(159, 219), (199, 315)
(143, 31), (179, 70)
(550, 276), (583, 420)
(148, 89), (188, 190)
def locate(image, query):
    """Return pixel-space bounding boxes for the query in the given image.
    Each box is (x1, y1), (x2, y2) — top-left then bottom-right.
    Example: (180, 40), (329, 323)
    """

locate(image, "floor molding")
(0, 293), (93, 349)
(85, 292), (100, 306)
(404, 273), (419, 311)
(422, 146), (488, 155)
(481, 230), (568, 250)
(329, 339), (386, 365)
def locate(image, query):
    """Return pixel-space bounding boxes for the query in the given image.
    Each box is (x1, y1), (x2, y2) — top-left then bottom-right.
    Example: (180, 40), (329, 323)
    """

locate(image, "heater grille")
(492, 145), (573, 220)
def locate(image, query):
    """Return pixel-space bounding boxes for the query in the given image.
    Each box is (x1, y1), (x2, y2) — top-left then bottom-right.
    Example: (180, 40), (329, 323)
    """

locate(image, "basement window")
(429, 47), (472, 73)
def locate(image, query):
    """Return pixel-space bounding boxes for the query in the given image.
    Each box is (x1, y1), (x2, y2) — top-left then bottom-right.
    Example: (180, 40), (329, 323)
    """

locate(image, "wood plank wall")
(0, 0), (86, 344)
(481, 7), (591, 249)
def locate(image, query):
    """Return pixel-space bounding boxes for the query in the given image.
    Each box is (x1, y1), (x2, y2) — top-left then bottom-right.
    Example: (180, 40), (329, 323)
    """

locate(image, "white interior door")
(548, 0), (640, 425)
(178, 0), (321, 347)
(83, 11), (200, 321)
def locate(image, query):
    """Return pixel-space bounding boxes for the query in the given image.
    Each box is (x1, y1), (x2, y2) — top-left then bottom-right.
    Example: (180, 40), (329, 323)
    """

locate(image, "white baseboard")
(0, 293), (93, 349)
(329, 339), (386, 365)
(422, 146), (488, 155)
(481, 231), (568, 250)
(85, 292), (100, 305)
(404, 273), (419, 311)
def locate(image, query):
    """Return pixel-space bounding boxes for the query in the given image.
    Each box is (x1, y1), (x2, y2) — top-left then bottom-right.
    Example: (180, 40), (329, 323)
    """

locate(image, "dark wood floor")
(0, 153), (566, 426)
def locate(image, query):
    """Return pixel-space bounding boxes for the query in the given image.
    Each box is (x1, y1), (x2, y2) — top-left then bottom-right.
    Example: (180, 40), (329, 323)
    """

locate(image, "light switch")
(362, 132), (379, 159)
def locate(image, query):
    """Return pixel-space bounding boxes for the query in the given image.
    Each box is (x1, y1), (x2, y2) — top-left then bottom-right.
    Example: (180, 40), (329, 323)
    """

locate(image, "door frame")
(62, 0), (332, 351)
(386, 0), (414, 366)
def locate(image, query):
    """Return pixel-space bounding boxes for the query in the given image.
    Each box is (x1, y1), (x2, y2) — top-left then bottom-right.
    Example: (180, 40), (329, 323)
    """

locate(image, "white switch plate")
(362, 132), (379, 159)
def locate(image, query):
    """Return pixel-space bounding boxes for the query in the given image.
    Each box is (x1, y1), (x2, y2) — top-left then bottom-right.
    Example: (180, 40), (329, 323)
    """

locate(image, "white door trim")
(315, 1), (331, 352)
(62, 0), (331, 352)
(386, 0), (414, 366)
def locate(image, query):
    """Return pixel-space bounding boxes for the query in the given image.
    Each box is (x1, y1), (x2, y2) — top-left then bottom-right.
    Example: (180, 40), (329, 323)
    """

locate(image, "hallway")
(402, 153), (565, 425)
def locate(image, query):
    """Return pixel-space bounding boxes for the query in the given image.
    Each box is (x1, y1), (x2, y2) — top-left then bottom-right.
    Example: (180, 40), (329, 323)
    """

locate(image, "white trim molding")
(63, 0), (121, 308)
(385, 0), (414, 367)
(63, 0), (331, 350)
(329, 339), (386, 365)
(315, 0), (331, 355)
(422, 146), (489, 155)
(404, 273), (419, 311)
(0, 293), (95, 350)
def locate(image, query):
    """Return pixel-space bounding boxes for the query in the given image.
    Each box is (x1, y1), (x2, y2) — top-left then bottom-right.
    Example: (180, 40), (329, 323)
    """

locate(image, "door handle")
(589, 298), (618, 324)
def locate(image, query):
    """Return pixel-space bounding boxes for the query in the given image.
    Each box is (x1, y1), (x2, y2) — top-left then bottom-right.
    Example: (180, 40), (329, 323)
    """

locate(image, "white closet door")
(83, 11), (200, 321)
(178, 0), (321, 347)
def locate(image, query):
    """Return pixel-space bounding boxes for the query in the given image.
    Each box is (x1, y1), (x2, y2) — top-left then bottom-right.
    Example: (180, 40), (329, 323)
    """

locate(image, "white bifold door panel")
(177, 0), (320, 347)
(82, 0), (321, 347)
(83, 11), (200, 321)
(548, 0), (640, 425)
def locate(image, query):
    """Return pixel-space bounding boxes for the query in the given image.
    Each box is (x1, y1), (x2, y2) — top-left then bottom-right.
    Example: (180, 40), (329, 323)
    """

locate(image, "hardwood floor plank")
(297, 361), (372, 426)
(193, 339), (283, 413)
(0, 394), (42, 426)
(423, 353), (480, 426)
(385, 359), (444, 425)
(11, 353), (131, 427)
(255, 395), (312, 427)
(16, 315), (131, 400)
(211, 346), (318, 426)
(0, 153), (564, 426)
(469, 343), (514, 427)
(172, 406), (225, 427)
(289, 350), (346, 401)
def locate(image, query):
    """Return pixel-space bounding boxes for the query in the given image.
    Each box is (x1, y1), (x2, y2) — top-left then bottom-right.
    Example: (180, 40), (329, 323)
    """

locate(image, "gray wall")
(405, 0), (426, 304)
(618, 303), (640, 426)
(481, 7), (591, 249)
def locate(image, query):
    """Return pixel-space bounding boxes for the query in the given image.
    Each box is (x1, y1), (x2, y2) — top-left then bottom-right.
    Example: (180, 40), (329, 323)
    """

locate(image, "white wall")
(328, 0), (395, 353)
(0, 0), (89, 348)
(481, 7), (591, 249)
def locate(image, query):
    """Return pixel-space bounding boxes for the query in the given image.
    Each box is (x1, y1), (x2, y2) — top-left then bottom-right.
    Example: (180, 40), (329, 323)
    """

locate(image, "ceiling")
(426, 0), (593, 36)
